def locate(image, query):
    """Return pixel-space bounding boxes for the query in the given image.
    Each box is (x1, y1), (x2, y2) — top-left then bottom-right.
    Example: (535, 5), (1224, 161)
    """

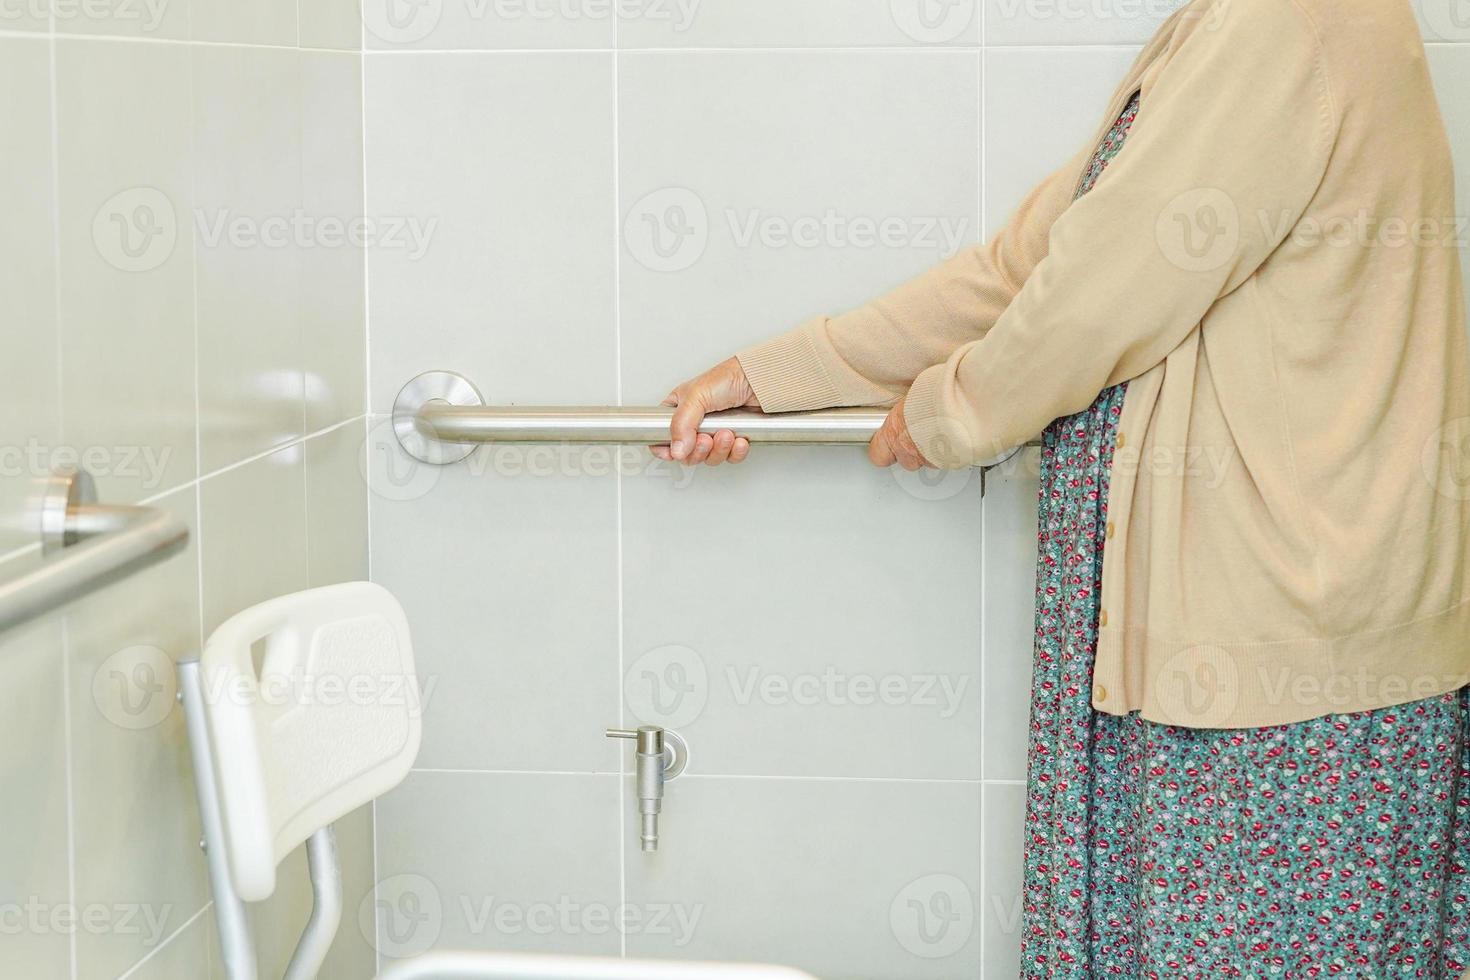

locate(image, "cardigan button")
(1106, 521), (1115, 540)
(1094, 685), (1108, 703)
(1116, 432), (1127, 450)
(1099, 609), (1109, 628)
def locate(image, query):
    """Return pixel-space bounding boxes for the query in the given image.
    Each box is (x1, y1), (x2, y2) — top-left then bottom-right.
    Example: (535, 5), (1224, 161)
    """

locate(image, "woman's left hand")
(867, 397), (932, 471)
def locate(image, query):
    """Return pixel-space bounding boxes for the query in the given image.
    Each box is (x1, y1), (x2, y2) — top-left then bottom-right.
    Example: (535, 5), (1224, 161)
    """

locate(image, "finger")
(705, 430), (736, 466)
(729, 437), (751, 464)
(661, 390), (680, 408)
(686, 432), (716, 466)
(868, 432), (896, 468)
(895, 428), (930, 469)
(650, 445), (672, 461)
(668, 396), (706, 460)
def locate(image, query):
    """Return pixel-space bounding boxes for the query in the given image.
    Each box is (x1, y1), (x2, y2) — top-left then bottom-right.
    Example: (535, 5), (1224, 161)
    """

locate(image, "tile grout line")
(136, 412), (369, 506)
(611, 27), (628, 960)
(978, 10), (989, 973)
(45, 10), (81, 976)
(410, 767), (1007, 784)
(186, 19), (206, 657)
(6, 29), (1470, 51)
(360, 8), (382, 971)
(114, 901), (213, 980)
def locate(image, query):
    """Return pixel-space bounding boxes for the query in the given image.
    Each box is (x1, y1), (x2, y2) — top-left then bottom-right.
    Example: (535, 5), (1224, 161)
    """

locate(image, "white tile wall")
(624, 778), (982, 978)
(374, 772), (622, 957)
(0, 37), (60, 556)
(368, 437), (621, 773)
(364, 4), (1470, 979)
(616, 0), (981, 48)
(617, 50), (980, 400)
(3, 2), (1467, 979)
(0, 5), (372, 978)
(56, 39), (198, 504)
(983, 0), (1183, 46)
(365, 52), (617, 409)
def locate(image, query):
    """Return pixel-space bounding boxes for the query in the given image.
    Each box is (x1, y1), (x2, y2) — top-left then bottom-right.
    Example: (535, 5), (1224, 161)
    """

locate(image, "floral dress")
(1022, 92), (1470, 979)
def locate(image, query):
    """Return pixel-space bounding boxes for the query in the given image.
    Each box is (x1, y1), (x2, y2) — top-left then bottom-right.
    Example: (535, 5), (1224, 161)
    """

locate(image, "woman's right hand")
(651, 356), (762, 466)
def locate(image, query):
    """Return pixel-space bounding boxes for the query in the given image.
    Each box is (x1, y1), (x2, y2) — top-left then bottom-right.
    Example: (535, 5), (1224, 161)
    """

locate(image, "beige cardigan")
(737, 0), (1470, 728)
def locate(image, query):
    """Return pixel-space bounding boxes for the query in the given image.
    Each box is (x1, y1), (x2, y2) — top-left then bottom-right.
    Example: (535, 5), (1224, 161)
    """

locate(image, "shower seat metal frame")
(179, 654), (340, 980)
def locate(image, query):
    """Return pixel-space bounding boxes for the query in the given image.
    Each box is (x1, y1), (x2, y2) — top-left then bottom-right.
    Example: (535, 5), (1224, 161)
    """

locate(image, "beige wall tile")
(0, 38), (60, 555)
(192, 46), (306, 472)
(66, 486), (206, 979)
(56, 39), (197, 503)
(199, 445), (308, 634)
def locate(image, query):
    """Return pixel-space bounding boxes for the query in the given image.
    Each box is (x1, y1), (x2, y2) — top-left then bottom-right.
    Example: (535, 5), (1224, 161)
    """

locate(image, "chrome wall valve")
(605, 726), (686, 853)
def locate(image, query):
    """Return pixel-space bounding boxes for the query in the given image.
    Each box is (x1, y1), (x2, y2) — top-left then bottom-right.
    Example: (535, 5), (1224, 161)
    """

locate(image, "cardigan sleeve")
(904, 0), (1337, 467)
(734, 146), (1090, 413)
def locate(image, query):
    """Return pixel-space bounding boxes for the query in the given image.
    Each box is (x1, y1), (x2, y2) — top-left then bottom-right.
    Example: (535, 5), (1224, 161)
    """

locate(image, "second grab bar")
(0, 468), (189, 634)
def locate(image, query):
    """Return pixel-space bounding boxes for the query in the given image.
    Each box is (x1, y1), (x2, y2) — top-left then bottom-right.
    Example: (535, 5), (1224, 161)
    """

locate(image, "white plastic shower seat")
(180, 582), (818, 980)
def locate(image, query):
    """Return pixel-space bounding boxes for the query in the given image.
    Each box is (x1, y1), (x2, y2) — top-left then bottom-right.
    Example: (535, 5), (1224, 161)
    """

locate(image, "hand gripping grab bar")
(392, 370), (1039, 467)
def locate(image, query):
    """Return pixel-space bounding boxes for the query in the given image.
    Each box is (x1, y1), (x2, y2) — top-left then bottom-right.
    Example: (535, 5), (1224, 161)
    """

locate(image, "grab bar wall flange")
(0, 467), (190, 634)
(392, 370), (485, 465)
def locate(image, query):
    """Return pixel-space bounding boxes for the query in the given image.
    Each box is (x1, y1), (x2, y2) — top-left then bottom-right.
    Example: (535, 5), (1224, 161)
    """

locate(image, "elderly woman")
(656, 0), (1470, 974)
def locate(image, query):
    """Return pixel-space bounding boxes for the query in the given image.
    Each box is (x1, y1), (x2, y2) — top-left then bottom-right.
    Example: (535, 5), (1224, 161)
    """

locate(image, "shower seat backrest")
(200, 581), (422, 903)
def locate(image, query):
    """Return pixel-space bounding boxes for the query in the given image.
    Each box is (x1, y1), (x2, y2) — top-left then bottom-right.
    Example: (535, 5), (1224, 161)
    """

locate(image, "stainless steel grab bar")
(0, 468), (190, 634)
(417, 403), (890, 445)
(393, 370), (1040, 465)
